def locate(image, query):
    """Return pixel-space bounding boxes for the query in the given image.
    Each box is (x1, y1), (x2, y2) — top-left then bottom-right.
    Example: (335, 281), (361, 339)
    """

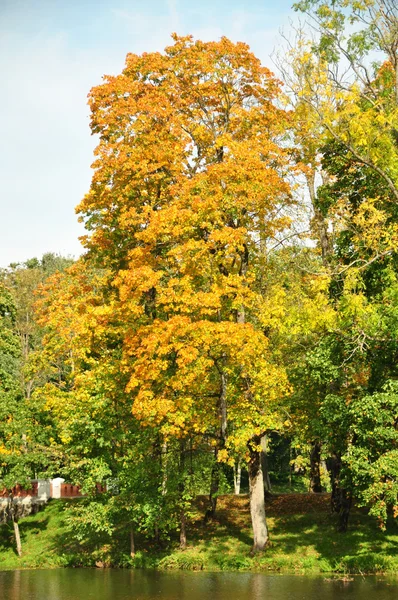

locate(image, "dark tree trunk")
(335, 488), (352, 533)
(327, 454), (352, 532)
(205, 368), (227, 521)
(180, 512), (187, 550)
(154, 525), (161, 547)
(130, 527), (135, 558)
(309, 441), (323, 493)
(179, 441), (187, 549)
(248, 436), (269, 553)
(152, 434), (165, 547)
(205, 448), (220, 521)
(161, 440), (168, 496)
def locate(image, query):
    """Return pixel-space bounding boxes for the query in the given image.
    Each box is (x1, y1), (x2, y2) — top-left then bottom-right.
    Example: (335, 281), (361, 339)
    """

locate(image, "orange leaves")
(41, 35), (295, 454)
(35, 262), (119, 374)
(77, 34), (291, 260)
(120, 313), (288, 442)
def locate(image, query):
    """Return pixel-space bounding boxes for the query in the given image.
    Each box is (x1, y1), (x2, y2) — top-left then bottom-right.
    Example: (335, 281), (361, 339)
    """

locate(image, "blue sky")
(1, 0), (298, 267)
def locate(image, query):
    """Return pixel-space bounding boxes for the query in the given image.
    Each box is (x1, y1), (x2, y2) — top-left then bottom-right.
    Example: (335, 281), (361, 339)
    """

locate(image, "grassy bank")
(1, 494), (397, 574)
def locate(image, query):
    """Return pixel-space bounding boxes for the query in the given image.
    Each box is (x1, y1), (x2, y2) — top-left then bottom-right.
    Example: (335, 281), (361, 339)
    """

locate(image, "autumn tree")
(72, 34), (296, 552)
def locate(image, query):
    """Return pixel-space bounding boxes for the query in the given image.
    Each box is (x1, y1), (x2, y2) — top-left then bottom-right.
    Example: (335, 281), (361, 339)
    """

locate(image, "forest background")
(1, 0), (398, 572)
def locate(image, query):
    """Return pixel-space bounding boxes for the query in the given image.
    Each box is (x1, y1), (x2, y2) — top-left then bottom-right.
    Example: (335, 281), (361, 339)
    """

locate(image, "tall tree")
(75, 35), (294, 551)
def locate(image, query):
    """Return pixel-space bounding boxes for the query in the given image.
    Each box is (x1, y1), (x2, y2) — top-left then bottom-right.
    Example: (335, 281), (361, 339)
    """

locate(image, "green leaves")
(342, 386), (398, 526)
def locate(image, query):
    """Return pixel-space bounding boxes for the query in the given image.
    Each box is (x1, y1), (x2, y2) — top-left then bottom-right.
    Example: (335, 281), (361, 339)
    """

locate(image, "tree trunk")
(205, 368), (227, 521)
(179, 440), (187, 549)
(306, 170), (332, 266)
(335, 488), (352, 533)
(327, 454), (352, 532)
(233, 458), (241, 495)
(309, 441), (323, 493)
(130, 526), (135, 558)
(180, 512), (187, 550)
(153, 434), (166, 548)
(154, 525), (161, 546)
(7, 496), (22, 557)
(314, 206), (332, 266)
(161, 440), (168, 496)
(260, 434), (272, 498)
(13, 517), (22, 557)
(248, 436), (269, 553)
(10, 500), (22, 559)
(205, 449), (220, 521)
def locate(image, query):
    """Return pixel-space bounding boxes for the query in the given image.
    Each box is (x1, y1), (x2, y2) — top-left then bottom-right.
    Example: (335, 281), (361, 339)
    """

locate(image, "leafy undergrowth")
(1, 494), (398, 574)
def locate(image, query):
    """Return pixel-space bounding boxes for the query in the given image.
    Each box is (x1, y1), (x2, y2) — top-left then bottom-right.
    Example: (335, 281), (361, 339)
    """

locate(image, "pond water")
(1, 569), (398, 600)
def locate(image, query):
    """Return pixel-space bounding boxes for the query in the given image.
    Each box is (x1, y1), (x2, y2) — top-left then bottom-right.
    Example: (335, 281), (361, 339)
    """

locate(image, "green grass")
(1, 494), (398, 574)
(0, 500), (71, 570)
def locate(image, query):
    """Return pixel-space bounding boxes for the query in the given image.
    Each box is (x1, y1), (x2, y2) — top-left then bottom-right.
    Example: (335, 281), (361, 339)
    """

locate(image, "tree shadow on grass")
(0, 516), (50, 555)
(50, 524), (96, 564)
(265, 510), (398, 569)
(186, 494), (398, 572)
(9, 494), (397, 571)
(189, 513), (253, 549)
(0, 523), (16, 553)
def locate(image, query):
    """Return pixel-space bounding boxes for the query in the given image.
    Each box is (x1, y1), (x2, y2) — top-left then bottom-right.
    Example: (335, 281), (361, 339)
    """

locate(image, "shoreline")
(1, 495), (397, 575)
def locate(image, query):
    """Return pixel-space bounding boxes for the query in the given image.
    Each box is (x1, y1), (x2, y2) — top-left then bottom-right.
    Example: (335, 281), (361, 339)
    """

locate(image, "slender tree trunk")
(220, 369), (227, 442)
(309, 441), (323, 493)
(321, 459), (328, 483)
(130, 526), (135, 558)
(179, 441), (187, 549)
(161, 440), (168, 496)
(8, 498), (22, 557)
(260, 434), (272, 498)
(248, 436), (269, 553)
(13, 518), (22, 557)
(314, 206), (332, 266)
(154, 525), (160, 546)
(205, 449), (220, 521)
(151, 435), (164, 548)
(180, 512), (187, 550)
(306, 171), (332, 266)
(205, 368), (227, 521)
(233, 458), (242, 495)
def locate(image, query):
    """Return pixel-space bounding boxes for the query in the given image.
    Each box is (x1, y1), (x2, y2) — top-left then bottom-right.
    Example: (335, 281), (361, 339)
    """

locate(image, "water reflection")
(1, 569), (398, 600)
